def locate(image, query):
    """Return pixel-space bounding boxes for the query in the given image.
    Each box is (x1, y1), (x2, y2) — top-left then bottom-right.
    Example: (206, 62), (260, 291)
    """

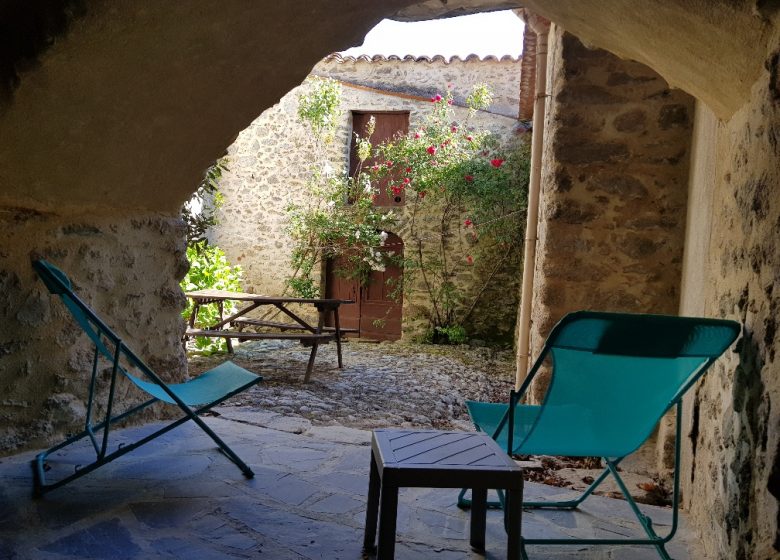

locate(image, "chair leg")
(523, 459), (617, 509)
(191, 413), (254, 477)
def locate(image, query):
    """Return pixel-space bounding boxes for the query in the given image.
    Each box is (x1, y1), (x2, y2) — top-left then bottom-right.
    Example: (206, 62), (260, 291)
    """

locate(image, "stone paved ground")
(190, 339), (515, 432)
(0, 340), (704, 559)
(193, 339), (664, 503)
(0, 418), (700, 559)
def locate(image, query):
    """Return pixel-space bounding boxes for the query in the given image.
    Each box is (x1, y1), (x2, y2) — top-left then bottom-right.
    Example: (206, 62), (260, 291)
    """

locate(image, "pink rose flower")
(466, 255), (474, 264)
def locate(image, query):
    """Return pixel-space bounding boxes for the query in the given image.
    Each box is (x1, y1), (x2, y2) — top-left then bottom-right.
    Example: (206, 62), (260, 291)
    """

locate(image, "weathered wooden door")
(325, 233), (404, 341)
(350, 111), (409, 207)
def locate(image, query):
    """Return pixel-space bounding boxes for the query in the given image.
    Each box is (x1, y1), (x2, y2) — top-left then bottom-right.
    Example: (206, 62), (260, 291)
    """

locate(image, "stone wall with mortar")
(528, 29), (695, 399)
(0, 208), (189, 455)
(211, 55), (525, 342)
(679, 71), (780, 559)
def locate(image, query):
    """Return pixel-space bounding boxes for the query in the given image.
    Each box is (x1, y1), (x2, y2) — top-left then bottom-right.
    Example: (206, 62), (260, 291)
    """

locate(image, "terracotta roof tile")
(326, 53), (520, 64)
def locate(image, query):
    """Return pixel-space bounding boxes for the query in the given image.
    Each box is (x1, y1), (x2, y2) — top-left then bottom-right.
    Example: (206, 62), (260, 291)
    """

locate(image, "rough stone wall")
(0, 208), (188, 455)
(679, 71), (780, 559)
(528, 28), (694, 397)
(212, 55), (524, 341)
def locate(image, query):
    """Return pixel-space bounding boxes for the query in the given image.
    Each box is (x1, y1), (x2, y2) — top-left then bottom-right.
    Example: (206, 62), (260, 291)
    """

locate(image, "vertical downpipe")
(516, 17), (550, 390)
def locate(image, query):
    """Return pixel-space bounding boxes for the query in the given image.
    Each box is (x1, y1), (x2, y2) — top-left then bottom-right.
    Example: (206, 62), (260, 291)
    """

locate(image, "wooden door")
(325, 233), (404, 341)
(350, 111), (409, 208)
(358, 233), (403, 341)
(325, 256), (360, 332)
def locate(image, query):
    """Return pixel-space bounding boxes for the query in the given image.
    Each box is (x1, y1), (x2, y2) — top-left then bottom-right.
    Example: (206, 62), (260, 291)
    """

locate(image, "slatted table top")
(371, 429), (523, 488)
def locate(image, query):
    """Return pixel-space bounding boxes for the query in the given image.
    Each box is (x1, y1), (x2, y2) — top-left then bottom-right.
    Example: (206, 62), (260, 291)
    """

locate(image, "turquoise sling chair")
(459, 310), (740, 560)
(31, 259), (263, 497)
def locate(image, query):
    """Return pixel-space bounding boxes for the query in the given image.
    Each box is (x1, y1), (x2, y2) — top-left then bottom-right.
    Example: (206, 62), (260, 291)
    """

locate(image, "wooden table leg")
(217, 301), (234, 353)
(303, 343), (318, 383)
(363, 450), (381, 551)
(377, 483), (398, 560)
(470, 487), (488, 552)
(334, 307), (344, 368)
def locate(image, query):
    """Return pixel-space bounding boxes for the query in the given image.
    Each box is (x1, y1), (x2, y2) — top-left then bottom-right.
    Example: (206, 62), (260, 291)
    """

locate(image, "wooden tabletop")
(185, 289), (353, 305)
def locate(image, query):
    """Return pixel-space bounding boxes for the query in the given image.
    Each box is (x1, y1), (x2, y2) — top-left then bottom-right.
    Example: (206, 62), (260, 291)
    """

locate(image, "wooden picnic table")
(184, 289), (355, 382)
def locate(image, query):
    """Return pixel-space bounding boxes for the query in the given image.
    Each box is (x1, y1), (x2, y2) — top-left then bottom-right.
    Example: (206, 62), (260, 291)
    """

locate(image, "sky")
(340, 10), (525, 59)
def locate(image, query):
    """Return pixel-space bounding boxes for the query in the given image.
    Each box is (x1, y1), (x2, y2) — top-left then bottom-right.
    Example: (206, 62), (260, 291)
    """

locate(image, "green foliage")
(297, 77), (342, 144)
(181, 158), (229, 248)
(286, 79), (397, 298)
(435, 324), (469, 345)
(286, 79), (530, 344)
(180, 242), (243, 354)
(371, 84), (530, 338)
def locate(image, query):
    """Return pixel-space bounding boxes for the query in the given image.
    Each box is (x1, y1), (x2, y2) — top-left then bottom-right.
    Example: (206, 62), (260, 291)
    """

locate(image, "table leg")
(470, 487), (487, 552)
(506, 486), (524, 560)
(217, 301), (234, 353)
(363, 450), (381, 551)
(377, 483), (398, 560)
(303, 343), (318, 383)
(334, 307), (344, 368)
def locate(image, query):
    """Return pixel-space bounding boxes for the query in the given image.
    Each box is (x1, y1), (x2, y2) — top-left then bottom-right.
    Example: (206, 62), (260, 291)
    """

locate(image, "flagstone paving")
(0, 416), (702, 559)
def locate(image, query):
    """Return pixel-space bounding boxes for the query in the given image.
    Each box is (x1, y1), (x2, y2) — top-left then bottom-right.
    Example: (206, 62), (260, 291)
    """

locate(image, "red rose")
(405, 167), (412, 173)
(451, 126), (458, 133)
(464, 218), (473, 227)
(466, 135), (473, 142)
(464, 175), (474, 182)
(466, 255), (474, 265)
(490, 158), (505, 168)
(418, 191), (426, 198)
(427, 145), (437, 155)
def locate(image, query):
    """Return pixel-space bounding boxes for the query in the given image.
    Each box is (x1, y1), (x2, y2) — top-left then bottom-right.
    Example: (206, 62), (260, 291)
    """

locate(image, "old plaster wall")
(211, 55), (524, 341)
(0, 209), (188, 454)
(679, 74), (780, 559)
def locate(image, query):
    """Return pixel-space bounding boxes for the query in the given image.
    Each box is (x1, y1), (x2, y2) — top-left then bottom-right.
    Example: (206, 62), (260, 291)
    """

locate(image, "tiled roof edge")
(325, 53), (520, 64)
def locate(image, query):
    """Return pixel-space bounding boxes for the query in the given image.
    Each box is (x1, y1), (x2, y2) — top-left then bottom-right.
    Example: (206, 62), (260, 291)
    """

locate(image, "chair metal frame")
(457, 310), (740, 560)
(31, 260), (263, 497)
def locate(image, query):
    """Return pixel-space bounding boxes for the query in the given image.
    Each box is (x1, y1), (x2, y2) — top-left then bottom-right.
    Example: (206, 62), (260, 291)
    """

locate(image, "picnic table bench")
(184, 289), (354, 382)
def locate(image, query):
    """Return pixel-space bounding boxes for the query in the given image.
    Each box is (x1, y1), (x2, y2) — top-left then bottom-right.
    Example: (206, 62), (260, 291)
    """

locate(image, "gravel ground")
(188, 338), (515, 431)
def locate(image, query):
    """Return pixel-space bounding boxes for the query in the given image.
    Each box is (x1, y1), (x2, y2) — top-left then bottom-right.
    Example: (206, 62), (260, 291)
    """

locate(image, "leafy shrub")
(180, 241), (243, 354)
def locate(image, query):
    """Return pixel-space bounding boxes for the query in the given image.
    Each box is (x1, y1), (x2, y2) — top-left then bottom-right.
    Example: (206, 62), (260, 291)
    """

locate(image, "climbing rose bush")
(371, 84), (530, 341)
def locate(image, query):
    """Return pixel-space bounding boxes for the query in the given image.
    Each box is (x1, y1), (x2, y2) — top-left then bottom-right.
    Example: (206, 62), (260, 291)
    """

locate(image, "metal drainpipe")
(516, 18), (550, 390)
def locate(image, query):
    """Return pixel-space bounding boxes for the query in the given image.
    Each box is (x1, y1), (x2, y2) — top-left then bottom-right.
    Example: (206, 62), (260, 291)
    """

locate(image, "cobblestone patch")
(189, 339), (515, 431)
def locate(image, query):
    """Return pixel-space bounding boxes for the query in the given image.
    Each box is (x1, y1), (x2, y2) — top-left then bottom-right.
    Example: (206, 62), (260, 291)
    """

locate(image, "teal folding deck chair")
(459, 310), (740, 560)
(31, 259), (263, 497)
